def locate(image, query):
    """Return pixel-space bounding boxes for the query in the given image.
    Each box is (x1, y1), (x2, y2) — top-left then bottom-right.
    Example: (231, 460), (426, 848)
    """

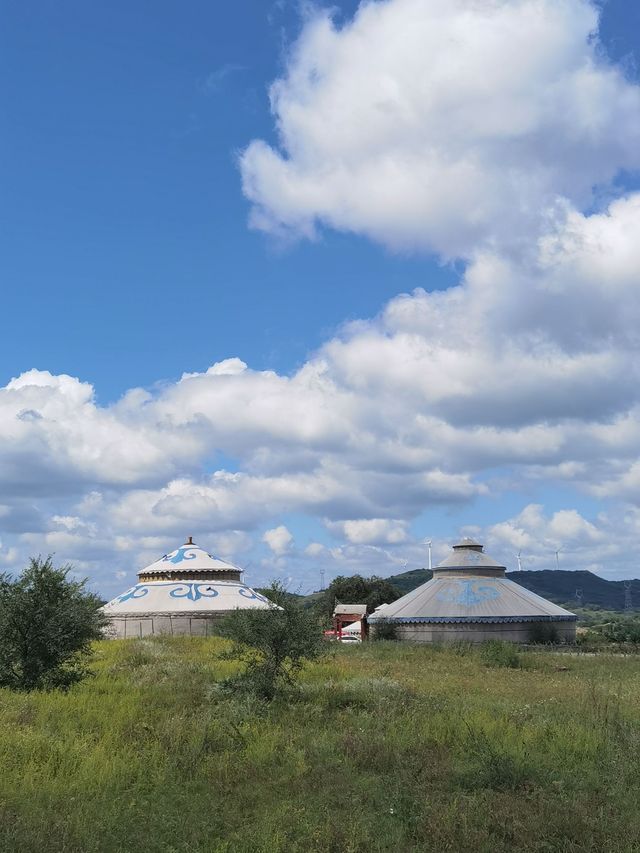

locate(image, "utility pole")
(320, 569), (325, 592)
(625, 580), (633, 612)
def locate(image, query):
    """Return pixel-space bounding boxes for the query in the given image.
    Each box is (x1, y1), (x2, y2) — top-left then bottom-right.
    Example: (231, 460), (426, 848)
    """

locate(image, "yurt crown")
(452, 538), (483, 552)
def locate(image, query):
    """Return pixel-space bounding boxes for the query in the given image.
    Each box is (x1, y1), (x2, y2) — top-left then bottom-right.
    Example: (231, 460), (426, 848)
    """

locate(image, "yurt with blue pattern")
(103, 537), (274, 638)
(368, 539), (576, 644)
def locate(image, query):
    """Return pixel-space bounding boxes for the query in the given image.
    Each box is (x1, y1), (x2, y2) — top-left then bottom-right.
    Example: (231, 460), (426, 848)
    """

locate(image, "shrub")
(528, 622), (560, 644)
(0, 556), (108, 691)
(480, 640), (521, 669)
(601, 618), (640, 644)
(371, 617), (399, 641)
(219, 581), (324, 700)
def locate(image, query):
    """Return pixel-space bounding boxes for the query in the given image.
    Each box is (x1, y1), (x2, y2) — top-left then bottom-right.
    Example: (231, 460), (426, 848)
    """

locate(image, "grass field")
(1, 638), (640, 852)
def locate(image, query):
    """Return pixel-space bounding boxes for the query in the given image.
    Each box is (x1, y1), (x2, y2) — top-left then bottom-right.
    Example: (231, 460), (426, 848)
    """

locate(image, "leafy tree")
(320, 574), (401, 619)
(219, 581), (324, 700)
(0, 556), (108, 691)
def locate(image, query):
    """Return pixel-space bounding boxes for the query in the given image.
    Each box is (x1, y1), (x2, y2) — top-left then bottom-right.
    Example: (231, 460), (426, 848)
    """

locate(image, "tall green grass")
(1, 638), (640, 851)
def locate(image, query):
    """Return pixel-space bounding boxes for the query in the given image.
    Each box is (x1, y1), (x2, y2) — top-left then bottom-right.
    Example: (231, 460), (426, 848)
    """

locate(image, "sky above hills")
(2, 0), (640, 595)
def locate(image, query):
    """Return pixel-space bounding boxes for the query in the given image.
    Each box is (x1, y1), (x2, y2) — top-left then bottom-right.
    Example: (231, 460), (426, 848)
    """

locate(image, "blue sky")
(2, 0), (640, 594)
(2, 0), (456, 399)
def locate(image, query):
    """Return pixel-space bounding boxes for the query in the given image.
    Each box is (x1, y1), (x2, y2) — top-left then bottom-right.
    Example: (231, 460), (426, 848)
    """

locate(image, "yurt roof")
(139, 539), (241, 576)
(103, 579), (274, 616)
(104, 537), (276, 616)
(436, 539), (506, 572)
(369, 540), (576, 624)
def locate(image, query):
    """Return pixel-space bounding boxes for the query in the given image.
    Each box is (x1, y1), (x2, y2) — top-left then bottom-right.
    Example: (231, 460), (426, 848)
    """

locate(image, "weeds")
(480, 639), (522, 668)
(461, 720), (537, 790)
(0, 638), (640, 851)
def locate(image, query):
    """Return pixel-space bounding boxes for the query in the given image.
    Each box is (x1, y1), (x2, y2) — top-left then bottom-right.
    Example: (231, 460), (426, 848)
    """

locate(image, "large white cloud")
(2, 188), (640, 589)
(2, 0), (640, 591)
(240, 0), (640, 257)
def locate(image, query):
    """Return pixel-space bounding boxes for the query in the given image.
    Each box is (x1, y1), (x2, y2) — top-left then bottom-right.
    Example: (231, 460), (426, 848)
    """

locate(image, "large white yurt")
(368, 538), (576, 643)
(103, 537), (274, 638)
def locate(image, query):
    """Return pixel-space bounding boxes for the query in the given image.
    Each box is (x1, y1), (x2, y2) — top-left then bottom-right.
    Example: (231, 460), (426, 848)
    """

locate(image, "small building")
(368, 538), (576, 643)
(103, 537), (274, 638)
(333, 603), (369, 639)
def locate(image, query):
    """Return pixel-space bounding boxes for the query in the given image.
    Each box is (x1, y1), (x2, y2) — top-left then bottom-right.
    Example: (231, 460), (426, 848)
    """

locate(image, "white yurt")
(368, 538), (576, 643)
(103, 537), (274, 638)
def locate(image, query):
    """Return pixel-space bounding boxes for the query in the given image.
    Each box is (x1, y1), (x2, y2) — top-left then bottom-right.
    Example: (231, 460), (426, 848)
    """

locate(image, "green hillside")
(504, 569), (640, 611)
(385, 567), (432, 593)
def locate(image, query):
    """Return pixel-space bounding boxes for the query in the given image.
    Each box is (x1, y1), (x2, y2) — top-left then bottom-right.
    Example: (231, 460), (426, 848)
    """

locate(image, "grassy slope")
(2, 639), (640, 852)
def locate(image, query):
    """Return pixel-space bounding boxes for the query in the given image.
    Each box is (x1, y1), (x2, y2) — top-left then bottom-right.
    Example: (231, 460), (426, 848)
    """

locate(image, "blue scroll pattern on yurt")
(162, 546), (200, 564)
(110, 582), (269, 605)
(435, 580), (501, 607)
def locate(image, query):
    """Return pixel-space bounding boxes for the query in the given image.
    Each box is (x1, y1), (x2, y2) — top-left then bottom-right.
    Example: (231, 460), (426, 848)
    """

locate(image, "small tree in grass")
(0, 556), (108, 691)
(371, 617), (398, 641)
(220, 581), (324, 700)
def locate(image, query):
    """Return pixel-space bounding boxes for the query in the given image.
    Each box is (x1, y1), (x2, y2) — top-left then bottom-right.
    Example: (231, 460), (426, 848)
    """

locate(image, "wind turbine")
(425, 539), (432, 572)
(554, 548), (561, 571)
(516, 551), (523, 572)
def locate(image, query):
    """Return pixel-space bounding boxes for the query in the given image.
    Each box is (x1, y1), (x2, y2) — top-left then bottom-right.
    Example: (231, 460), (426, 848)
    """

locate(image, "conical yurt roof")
(138, 539), (241, 577)
(103, 538), (274, 616)
(369, 539), (576, 624)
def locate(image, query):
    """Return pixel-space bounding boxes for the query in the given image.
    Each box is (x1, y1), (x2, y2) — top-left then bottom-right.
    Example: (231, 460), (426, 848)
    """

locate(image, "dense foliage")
(0, 556), (107, 691)
(576, 614), (640, 646)
(219, 581), (324, 699)
(320, 574), (401, 618)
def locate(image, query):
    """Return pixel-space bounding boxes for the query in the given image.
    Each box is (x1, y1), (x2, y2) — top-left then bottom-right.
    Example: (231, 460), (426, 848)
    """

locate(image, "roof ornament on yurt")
(368, 538), (577, 643)
(103, 537), (275, 638)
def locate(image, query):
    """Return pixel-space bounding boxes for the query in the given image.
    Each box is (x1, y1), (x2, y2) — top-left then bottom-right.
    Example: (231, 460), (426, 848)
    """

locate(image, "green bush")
(601, 618), (640, 644)
(219, 580), (324, 700)
(371, 617), (398, 641)
(480, 639), (521, 669)
(0, 556), (108, 691)
(528, 622), (560, 644)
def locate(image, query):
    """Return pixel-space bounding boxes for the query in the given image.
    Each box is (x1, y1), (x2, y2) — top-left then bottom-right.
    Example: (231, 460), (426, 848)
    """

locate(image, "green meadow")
(1, 638), (640, 852)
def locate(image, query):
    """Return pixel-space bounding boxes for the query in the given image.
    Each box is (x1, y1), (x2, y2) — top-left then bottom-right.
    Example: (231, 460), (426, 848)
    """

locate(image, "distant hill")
(298, 567), (640, 613)
(385, 568), (432, 593)
(384, 567), (640, 612)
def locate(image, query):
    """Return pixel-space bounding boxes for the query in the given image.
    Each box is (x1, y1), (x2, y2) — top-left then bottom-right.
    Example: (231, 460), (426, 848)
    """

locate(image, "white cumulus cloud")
(263, 525), (294, 555)
(2, 0), (640, 591)
(241, 0), (640, 257)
